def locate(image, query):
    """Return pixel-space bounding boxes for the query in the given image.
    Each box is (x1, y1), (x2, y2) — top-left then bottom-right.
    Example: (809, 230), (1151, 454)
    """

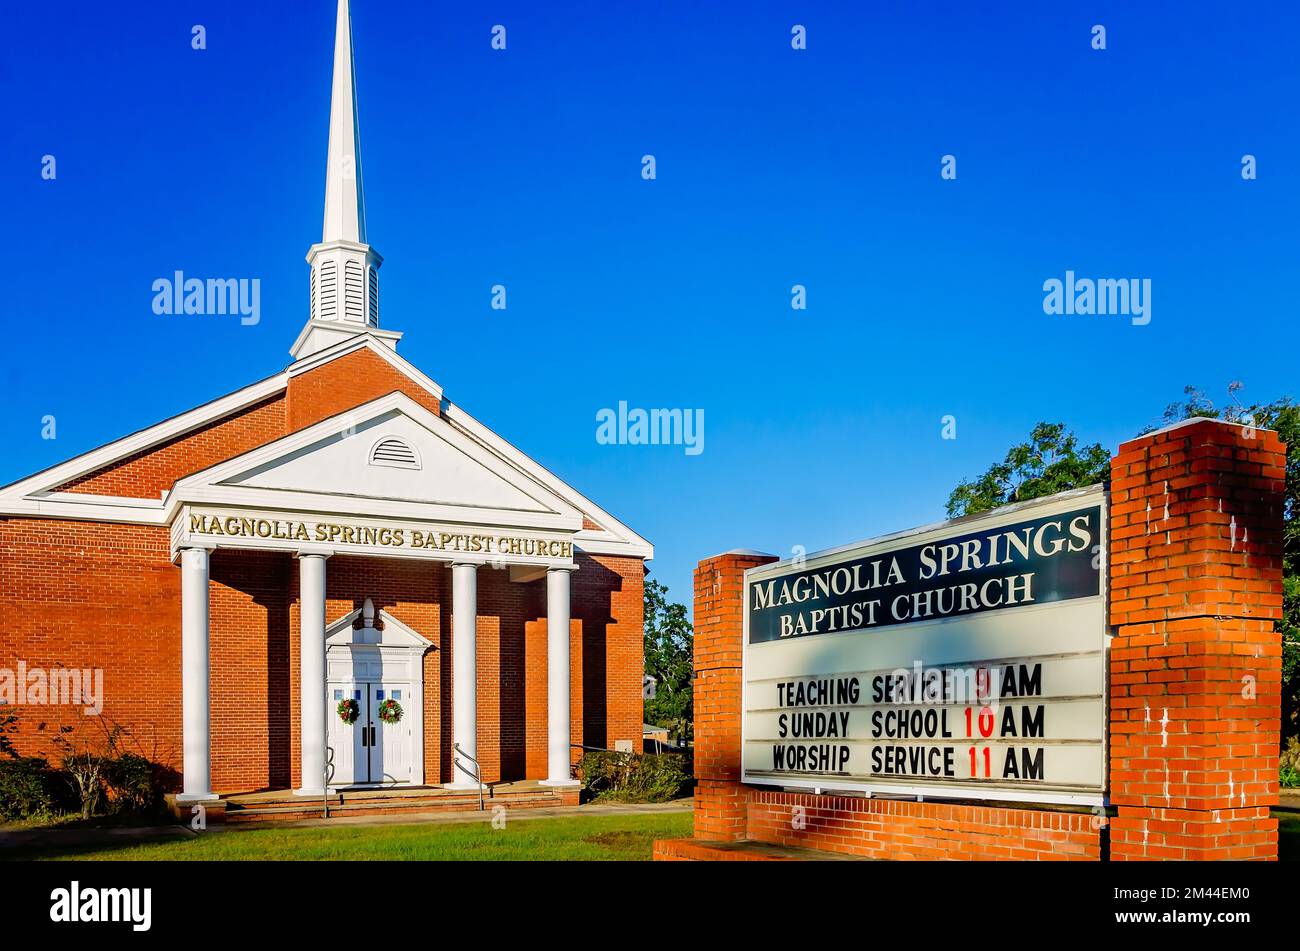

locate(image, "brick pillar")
(693, 550), (777, 841)
(1109, 419), (1286, 860)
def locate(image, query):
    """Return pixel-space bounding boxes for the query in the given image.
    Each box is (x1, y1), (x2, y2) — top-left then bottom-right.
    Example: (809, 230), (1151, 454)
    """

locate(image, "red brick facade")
(0, 526), (644, 794)
(0, 350), (647, 795)
(285, 347), (443, 431)
(58, 394), (288, 499)
(662, 419), (1286, 862)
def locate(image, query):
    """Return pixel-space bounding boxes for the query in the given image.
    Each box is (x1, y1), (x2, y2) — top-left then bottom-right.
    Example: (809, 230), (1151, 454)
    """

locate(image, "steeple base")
(290, 320), (402, 361)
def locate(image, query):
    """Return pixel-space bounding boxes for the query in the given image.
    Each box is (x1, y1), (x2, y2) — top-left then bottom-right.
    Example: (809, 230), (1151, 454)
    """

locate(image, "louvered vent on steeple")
(367, 265), (379, 326)
(344, 261), (365, 322)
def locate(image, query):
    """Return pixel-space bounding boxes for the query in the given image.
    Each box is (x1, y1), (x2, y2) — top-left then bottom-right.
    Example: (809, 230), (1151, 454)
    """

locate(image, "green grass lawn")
(5, 810), (694, 862)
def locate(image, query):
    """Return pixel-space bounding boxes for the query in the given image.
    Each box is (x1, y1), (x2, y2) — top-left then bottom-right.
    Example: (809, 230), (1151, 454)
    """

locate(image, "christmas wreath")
(336, 698), (360, 725)
(377, 698), (403, 724)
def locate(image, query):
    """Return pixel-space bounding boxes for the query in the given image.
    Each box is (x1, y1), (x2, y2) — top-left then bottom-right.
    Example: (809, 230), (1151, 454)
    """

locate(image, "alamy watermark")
(0, 661), (103, 715)
(1042, 270), (1150, 326)
(152, 271), (260, 326)
(596, 401), (704, 456)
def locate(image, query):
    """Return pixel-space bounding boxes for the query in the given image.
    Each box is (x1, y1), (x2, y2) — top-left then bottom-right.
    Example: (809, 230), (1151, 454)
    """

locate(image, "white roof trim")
(0, 371), (288, 502)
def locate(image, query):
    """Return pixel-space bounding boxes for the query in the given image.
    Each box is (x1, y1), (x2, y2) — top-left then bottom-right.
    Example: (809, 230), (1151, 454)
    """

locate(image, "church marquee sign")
(741, 486), (1107, 806)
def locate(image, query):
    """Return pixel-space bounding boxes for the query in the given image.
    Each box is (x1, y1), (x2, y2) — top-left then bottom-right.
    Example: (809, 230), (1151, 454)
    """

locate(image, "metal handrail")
(454, 743), (485, 811)
(571, 743), (621, 754)
(324, 745), (335, 819)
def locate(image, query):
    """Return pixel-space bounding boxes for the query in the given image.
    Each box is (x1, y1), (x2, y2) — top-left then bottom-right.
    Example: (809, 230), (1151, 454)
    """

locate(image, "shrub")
(578, 750), (693, 803)
(0, 757), (64, 821)
(1282, 738), (1300, 789)
(104, 753), (164, 814)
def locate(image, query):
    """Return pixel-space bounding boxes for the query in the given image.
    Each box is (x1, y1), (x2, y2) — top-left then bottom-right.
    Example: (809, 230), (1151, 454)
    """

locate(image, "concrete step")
(223, 787), (565, 822)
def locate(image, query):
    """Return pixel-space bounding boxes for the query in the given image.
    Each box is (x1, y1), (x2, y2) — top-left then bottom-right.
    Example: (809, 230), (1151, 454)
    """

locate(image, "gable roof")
(0, 334), (652, 559)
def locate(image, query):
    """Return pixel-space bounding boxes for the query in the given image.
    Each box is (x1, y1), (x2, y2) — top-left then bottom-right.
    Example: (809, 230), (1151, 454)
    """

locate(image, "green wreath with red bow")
(377, 698), (403, 724)
(336, 698), (360, 725)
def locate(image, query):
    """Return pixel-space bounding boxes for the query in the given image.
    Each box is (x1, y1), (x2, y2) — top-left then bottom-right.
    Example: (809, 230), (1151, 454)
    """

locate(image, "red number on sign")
(968, 746), (992, 778)
(978, 706), (994, 738)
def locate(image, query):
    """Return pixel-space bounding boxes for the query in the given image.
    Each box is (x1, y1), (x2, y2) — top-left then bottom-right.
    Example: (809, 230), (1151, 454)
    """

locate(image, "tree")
(946, 422), (1111, 518)
(643, 578), (694, 745)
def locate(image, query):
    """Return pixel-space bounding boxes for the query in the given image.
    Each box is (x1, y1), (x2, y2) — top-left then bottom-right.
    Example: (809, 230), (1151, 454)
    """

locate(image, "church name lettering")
(747, 505), (1101, 643)
(186, 513), (573, 559)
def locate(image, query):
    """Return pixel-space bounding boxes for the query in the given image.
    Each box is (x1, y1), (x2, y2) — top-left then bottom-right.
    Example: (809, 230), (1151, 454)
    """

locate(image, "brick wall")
(0, 520), (183, 773)
(210, 549), (294, 790)
(58, 394), (287, 498)
(573, 553), (645, 757)
(748, 791), (1101, 860)
(286, 347), (441, 431)
(1108, 419), (1284, 860)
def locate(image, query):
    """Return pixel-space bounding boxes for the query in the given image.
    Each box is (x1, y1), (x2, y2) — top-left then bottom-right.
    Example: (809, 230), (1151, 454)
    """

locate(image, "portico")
(169, 397), (587, 799)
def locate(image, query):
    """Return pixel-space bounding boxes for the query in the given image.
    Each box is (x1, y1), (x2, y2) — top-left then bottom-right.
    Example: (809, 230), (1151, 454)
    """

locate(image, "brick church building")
(0, 0), (651, 808)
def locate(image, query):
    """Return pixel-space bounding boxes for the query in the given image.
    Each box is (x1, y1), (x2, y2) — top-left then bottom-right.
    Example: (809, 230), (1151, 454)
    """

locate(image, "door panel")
(327, 684), (365, 785)
(370, 685), (411, 784)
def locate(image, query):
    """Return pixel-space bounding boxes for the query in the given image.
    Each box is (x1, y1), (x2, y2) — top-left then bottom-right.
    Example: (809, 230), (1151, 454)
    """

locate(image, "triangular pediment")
(168, 392), (582, 529)
(325, 606), (433, 649)
(225, 410), (553, 513)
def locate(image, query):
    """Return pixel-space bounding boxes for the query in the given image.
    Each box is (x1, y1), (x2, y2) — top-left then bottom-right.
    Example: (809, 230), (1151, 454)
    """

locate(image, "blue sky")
(3, 1), (1297, 613)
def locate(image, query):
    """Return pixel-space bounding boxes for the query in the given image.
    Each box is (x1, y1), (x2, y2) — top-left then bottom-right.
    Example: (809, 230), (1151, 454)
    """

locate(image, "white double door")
(328, 681), (413, 786)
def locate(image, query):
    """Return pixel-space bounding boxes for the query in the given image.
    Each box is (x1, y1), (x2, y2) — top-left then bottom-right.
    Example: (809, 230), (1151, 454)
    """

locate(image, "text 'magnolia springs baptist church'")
(0, 0), (652, 807)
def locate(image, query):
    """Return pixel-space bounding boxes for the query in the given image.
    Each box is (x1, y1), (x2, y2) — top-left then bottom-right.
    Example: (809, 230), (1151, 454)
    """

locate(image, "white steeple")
(292, 0), (400, 361)
(322, 0), (366, 245)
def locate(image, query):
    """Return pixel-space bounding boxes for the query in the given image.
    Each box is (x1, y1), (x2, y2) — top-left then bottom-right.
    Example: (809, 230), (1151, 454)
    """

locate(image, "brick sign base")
(655, 420), (1285, 862)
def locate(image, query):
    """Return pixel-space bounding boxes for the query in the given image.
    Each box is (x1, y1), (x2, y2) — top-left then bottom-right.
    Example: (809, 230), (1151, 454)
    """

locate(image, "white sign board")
(742, 487), (1107, 805)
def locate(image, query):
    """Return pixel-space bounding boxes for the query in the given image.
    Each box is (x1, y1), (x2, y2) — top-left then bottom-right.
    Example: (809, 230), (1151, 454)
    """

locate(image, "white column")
(542, 566), (580, 786)
(448, 562), (479, 788)
(178, 547), (215, 801)
(295, 552), (329, 796)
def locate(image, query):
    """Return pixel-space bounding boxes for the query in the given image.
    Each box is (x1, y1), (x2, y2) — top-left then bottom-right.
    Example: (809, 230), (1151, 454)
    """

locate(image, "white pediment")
(325, 604), (433, 649)
(224, 410), (552, 514)
(168, 392), (584, 531)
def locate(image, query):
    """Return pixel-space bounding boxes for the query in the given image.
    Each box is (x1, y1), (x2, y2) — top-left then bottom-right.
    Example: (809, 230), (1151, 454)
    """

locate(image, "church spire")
(293, 0), (395, 361)
(322, 0), (366, 244)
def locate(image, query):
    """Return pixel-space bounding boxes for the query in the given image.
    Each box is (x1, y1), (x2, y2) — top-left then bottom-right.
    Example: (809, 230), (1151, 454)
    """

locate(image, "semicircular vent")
(369, 437), (420, 470)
